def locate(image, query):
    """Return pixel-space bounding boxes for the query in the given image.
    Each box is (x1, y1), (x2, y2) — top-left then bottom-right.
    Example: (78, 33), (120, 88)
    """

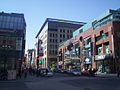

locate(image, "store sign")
(95, 55), (106, 60)
(38, 40), (44, 56)
(58, 61), (63, 65)
(64, 61), (72, 65)
(83, 57), (92, 64)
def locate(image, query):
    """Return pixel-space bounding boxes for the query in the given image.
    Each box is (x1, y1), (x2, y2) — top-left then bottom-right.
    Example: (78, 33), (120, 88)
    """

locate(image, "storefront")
(95, 54), (113, 74)
(82, 57), (92, 70)
(58, 61), (63, 68)
(64, 61), (73, 70)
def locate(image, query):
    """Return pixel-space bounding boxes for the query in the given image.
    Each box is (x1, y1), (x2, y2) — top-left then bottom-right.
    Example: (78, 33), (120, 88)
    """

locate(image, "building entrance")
(96, 59), (112, 74)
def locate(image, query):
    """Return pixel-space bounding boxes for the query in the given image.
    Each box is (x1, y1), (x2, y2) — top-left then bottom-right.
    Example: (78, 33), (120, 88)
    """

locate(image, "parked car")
(40, 68), (53, 77)
(53, 68), (64, 73)
(71, 70), (81, 76)
(46, 70), (53, 77)
(81, 69), (97, 76)
(67, 69), (81, 76)
(81, 69), (90, 76)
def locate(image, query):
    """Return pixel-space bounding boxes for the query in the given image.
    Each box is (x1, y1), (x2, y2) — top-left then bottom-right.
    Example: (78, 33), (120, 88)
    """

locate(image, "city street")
(0, 73), (120, 90)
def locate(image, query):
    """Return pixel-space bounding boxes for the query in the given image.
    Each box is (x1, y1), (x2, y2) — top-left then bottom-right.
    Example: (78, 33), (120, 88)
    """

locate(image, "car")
(53, 68), (59, 73)
(81, 69), (91, 76)
(71, 70), (81, 76)
(67, 69), (81, 76)
(53, 68), (64, 73)
(46, 70), (53, 77)
(81, 69), (98, 76)
(40, 68), (53, 77)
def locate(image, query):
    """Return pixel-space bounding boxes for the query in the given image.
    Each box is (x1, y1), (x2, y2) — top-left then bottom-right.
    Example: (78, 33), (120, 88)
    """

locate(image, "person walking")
(45, 69), (49, 75)
(117, 69), (120, 78)
(17, 69), (22, 79)
(23, 68), (28, 78)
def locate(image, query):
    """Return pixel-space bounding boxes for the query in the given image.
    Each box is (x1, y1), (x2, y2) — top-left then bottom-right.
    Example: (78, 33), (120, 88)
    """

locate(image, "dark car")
(40, 68), (53, 77)
(81, 69), (97, 76)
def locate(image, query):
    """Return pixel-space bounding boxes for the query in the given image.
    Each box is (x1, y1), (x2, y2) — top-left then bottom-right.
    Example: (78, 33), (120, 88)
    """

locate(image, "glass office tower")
(0, 12), (26, 72)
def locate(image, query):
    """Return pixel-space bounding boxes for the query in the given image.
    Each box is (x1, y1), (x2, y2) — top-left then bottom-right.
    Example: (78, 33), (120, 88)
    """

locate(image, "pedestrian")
(17, 69), (22, 79)
(23, 68), (28, 78)
(36, 69), (40, 77)
(117, 69), (120, 78)
(45, 69), (49, 75)
(89, 68), (93, 76)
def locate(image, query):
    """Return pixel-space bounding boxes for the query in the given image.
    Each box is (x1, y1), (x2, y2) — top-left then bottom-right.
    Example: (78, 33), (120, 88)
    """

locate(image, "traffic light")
(39, 58), (42, 64)
(37, 56), (42, 64)
(36, 56), (39, 65)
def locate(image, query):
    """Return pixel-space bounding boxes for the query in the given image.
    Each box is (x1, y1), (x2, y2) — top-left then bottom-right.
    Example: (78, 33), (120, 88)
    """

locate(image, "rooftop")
(36, 18), (86, 38)
(0, 11), (24, 17)
(73, 8), (120, 37)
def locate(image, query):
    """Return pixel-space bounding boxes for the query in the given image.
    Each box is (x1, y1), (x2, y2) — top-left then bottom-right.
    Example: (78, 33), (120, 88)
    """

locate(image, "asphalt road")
(0, 73), (120, 90)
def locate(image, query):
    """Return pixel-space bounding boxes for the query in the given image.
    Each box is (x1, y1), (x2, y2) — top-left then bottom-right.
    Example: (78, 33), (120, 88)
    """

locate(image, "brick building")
(58, 8), (120, 74)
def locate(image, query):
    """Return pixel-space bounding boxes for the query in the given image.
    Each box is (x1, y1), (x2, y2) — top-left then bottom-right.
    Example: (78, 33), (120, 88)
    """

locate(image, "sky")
(0, 0), (120, 51)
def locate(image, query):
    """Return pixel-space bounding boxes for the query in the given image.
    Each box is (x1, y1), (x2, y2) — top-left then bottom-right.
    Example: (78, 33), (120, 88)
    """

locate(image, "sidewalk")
(96, 73), (118, 78)
(0, 74), (52, 83)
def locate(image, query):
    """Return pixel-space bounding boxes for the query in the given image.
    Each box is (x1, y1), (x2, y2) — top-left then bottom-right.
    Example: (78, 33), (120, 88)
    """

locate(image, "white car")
(46, 70), (53, 77)
(72, 71), (81, 76)
(69, 69), (81, 76)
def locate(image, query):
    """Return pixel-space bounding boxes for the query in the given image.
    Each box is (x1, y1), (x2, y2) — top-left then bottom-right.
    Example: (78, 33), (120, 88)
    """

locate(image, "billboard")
(37, 40), (44, 56)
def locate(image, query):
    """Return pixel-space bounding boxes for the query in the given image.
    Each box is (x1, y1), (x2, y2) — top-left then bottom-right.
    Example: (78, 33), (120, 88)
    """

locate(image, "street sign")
(38, 46), (44, 56)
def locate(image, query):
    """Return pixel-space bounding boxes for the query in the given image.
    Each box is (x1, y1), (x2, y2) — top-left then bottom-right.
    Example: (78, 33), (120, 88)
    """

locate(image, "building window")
(55, 50), (57, 55)
(96, 32), (109, 42)
(60, 39), (62, 42)
(53, 33), (54, 37)
(79, 29), (83, 33)
(55, 34), (57, 38)
(63, 29), (65, 33)
(50, 33), (52, 37)
(3, 40), (6, 44)
(55, 45), (57, 49)
(105, 43), (110, 54)
(84, 37), (91, 46)
(53, 39), (54, 43)
(50, 39), (52, 42)
(55, 39), (58, 43)
(60, 34), (62, 38)
(63, 34), (65, 38)
(67, 35), (69, 39)
(96, 45), (102, 55)
(67, 30), (69, 33)
(98, 47), (102, 55)
(60, 29), (62, 33)
(49, 50), (52, 54)
(52, 50), (54, 54)
(70, 30), (72, 33)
